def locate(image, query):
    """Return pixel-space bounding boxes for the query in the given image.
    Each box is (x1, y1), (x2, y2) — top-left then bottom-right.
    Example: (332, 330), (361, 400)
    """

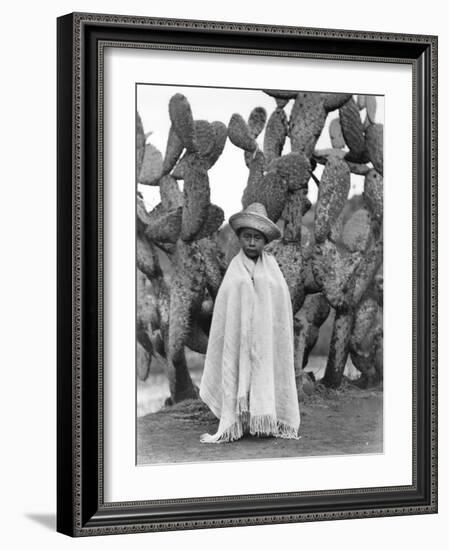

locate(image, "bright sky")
(137, 85), (384, 222)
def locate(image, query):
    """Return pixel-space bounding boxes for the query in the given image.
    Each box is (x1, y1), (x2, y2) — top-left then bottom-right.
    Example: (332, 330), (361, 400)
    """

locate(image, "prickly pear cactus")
(223, 90), (383, 392)
(136, 88), (383, 405)
(135, 93), (228, 403)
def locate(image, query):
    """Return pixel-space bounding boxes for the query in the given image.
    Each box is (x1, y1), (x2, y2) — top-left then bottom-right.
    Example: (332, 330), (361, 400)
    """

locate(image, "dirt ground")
(137, 382), (383, 465)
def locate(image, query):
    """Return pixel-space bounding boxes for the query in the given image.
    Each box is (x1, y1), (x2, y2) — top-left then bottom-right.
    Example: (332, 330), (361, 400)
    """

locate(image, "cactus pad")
(347, 162), (371, 176)
(162, 124), (184, 175)
(145, 203), (183, 244)
(350, 295), (379, 350)
(139, 142), (163, 185)
(136, 111), (146, 177)
(194, 119), (216, 158)
(289, 92), (327, 157)
(247, 107), (267, 138)
(242, 148), (265, 198)
(198, 238), (226, 299)
(313, 148), (347, 165)
(281, 190), (305, 242)
(228, 113), (257, 152)
(322, 93), (352, 112)
(328, 207), (346, 243)
(242, 169), (288, 222)
(275, 97), (290, 109)
(342, 208), (372, 252)
(339, 97), (367, 160)
(347, 240), (383, 307)
(137, 342), (151, 381)
(364, 169), (383, 221)
(269, 151), (311, 191)
(304, 292), (331, 325)
(329, 117), (346, 149)
(136, 196), (151, 233)
(194, 204), (225, 240)
(263, 108), (288, 164)
(357, 95), (367, 110)
(312, 240), (362, 309)
(365, 123), (383, 175)
(204, 121), (227, 169)
(365, 95), (377, 123)
(314, 156), (351, 243)
(265, 240), (305, 313)
(171, 240), (207, 317)
(159, 175), (183, 210)
(263, 89), (298, 100)
(373, 263), (383, 305)
(171, 152), (188, 180)
(137, 233), (161, 279)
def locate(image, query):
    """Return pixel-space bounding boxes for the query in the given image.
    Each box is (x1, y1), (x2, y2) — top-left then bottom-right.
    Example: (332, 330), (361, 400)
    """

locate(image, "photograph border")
(57, 12), (438, 536)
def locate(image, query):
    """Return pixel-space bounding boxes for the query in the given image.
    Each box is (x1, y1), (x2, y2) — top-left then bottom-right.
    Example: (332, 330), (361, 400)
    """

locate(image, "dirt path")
(137, 385), (383, 465)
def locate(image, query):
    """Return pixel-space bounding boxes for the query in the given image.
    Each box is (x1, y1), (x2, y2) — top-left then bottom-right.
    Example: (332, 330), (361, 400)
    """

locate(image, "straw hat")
(229, 202), (281, 243)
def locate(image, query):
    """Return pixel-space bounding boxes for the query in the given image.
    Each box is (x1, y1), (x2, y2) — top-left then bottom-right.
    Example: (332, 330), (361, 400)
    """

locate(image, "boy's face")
(238, 227), (267, 259)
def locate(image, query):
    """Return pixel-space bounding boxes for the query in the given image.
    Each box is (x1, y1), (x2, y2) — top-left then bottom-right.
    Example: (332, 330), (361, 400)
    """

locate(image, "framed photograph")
(57, 12), (438, 536)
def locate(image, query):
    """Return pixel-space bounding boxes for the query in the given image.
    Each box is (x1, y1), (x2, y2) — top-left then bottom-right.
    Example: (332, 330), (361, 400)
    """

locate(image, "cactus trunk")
(322, 309), (354, 388)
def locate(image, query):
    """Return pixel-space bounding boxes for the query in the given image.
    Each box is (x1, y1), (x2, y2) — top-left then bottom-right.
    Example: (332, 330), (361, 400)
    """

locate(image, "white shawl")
(199, 248), (300, 443)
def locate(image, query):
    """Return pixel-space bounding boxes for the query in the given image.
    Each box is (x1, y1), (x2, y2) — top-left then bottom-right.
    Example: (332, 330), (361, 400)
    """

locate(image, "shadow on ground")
(25, 513), (56, 531)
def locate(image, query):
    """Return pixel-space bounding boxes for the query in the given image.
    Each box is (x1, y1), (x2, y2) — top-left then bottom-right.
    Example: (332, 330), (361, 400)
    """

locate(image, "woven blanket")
(199, 248), (301, 443)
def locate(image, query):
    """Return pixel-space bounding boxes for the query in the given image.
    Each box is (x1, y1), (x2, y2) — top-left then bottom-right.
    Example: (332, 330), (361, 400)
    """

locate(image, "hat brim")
(229, 211), (281, 243)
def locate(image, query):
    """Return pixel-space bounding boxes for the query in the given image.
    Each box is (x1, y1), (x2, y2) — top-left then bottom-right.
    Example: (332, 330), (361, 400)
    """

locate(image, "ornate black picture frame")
(57, 12), (438, 536)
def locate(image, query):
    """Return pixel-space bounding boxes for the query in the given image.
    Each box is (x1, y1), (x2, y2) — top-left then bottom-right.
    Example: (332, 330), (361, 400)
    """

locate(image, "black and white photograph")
(0, 0), (442, 544)
(136, 85), (384, 465)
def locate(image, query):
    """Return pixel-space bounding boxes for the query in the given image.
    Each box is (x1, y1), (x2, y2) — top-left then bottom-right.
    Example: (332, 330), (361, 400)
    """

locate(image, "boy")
(199, 202), (300, 443)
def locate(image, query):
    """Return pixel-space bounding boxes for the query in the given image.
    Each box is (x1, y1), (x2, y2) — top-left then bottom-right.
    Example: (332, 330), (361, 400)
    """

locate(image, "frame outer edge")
(57, 13), (76, 537)
(68, 11), (437, 44)
(430, 35), (438, 512)
(58, 11), (438, 536)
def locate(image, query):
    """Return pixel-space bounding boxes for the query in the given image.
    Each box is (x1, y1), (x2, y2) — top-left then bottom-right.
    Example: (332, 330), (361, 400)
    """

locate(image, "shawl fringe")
(200, 409), (301, 444)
